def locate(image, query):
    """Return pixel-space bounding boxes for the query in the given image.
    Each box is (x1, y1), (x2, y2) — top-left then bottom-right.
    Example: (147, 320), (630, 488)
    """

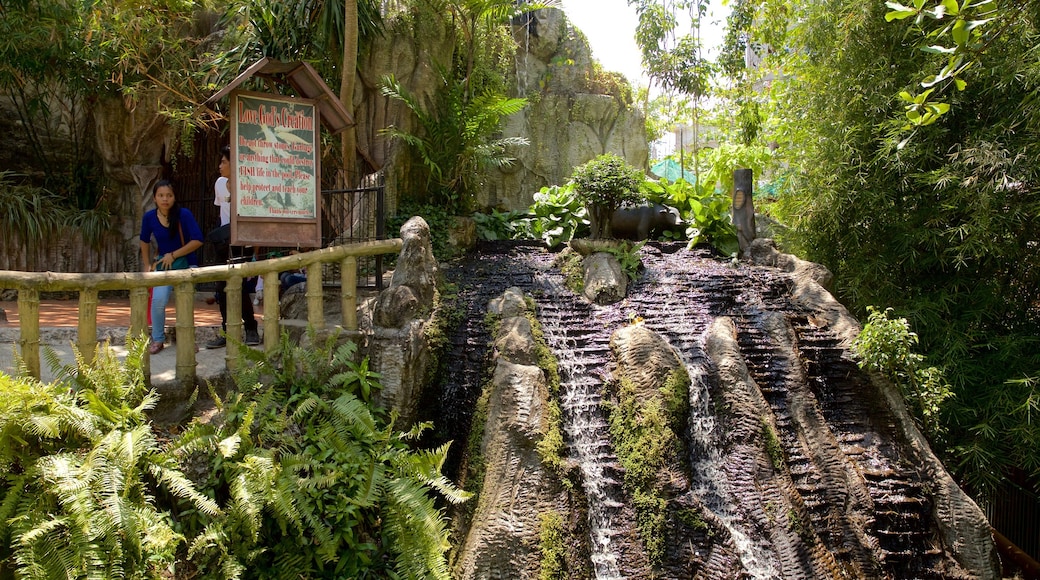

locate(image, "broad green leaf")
(955, 78), (967, 90)
(952, 19), (969, 46)
(942, 0), (960, 15)
(885, 8), (918, 21)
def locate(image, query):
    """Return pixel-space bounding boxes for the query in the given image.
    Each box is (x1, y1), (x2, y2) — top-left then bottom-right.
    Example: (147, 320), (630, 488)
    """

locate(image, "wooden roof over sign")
(204, 57), (354, 134)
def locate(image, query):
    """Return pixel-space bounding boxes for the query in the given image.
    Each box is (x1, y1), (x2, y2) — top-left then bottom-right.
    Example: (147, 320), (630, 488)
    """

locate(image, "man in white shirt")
(206, 145), (260, 348)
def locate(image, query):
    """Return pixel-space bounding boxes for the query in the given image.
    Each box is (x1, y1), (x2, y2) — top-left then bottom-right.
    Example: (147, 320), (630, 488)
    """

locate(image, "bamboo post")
(174, 281), (196, 386)
(78, 288), (98, 365)
(306, 262), (323, 329)
(129, 287), (150, 379)
(225, 274), (243, 371)
(17, 288), (40, 379)
(341, 256), (357, 330)
(262, 271), (279, 353)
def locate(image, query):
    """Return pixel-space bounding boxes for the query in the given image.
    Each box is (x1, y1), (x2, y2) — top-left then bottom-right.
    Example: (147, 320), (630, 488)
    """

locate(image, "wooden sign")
(229, 91), (321, 248)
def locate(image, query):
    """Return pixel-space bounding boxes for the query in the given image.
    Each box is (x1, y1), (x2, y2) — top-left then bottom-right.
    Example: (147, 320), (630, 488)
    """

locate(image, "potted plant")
(571, 153), (643, 239)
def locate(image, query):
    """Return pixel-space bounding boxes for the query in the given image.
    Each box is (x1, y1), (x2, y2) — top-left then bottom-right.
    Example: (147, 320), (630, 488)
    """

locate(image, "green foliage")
(853, 307), (953, 441)
(472, 208), (527, 241)
(602, 241), (645, 282)
(519, 183), (591, 248)
(538, 510), (567, 580)
(642, 177), (738, 256)
(0, 338), (215, 579)
(472, 183), (591, 249)
(0, 333), (468, 579)
(0, 168), (113, 251)
(177, 332), (469, 579)
(606, 375), (679, 569)
(629, 0), (713, 96)
(381, 70), (528, 214)
(746, 0), (1040, 491)
(883, 0), (1002, 131)
(571, 154), (643, 239)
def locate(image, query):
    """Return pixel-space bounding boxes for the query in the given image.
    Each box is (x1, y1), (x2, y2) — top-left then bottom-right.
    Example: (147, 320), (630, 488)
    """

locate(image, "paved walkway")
(0, 294), (257, 387)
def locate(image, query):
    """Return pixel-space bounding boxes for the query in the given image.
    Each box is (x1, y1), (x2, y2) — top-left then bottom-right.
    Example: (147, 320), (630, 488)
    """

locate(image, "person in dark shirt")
(139, 179), (203, 354)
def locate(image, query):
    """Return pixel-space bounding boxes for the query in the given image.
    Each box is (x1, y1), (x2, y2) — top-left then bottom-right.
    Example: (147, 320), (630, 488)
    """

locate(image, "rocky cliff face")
(352, 6), (648, 214)
(482, 8), (648, 210)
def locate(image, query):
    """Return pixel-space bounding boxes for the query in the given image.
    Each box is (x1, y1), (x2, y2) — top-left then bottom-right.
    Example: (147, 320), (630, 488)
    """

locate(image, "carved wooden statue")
(732, 168), (757, 256)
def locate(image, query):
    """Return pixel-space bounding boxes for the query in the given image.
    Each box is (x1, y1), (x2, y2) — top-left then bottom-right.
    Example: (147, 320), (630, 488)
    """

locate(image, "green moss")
(761, 417), (785, 471)
(661, 367), (691, 435)
(555, 249), (585, 295)
(538, 510), (567, 580)
(465, 385), (492, 500)
(606, 376), (676, 568)
(523, 298), (565, 473)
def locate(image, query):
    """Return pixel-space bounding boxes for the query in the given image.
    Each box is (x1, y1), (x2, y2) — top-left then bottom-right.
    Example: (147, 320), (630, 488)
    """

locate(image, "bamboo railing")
(0, 239), (402, 386)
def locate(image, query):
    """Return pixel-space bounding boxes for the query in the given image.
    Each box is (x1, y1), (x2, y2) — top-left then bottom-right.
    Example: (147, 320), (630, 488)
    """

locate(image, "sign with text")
(229, 91), (322, 248)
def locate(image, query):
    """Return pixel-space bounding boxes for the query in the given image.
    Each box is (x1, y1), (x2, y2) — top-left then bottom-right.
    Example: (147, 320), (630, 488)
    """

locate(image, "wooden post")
(174, 281), (196, 386)
(262, 271), (279, 353)
(225, 274), (243, 371)
(129, 286), (150, 380)
(78, 288), (98, 365)
(17, 288), (40, 379)
(341, 256), (357, 330)
(732, 168), (757, 256)
(306, 262), (323, 329)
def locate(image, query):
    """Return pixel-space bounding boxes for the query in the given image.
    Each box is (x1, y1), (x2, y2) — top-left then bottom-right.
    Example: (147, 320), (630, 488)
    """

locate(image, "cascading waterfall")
(685, 360), (780, 579)
(533, 272), (630, 579)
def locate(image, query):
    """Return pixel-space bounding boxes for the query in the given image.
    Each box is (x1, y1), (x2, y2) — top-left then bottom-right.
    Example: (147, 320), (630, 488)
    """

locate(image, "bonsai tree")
(571, 154), (643, 239)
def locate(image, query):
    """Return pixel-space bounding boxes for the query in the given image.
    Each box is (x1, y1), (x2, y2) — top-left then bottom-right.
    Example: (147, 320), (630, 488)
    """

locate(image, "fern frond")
(147, 463), (222, 517)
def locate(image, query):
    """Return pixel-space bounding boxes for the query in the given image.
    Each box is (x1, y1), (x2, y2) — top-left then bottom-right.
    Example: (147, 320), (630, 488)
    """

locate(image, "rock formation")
(362, 216), (439, 425)
(481, 8), (649, 210)
(434, 240), (999, 579)
(452, 287), (564, 578)
(351, 7), (648, 214)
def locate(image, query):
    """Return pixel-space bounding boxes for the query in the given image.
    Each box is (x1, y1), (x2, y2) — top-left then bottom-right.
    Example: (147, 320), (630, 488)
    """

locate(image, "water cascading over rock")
(429, 240), (998, 579)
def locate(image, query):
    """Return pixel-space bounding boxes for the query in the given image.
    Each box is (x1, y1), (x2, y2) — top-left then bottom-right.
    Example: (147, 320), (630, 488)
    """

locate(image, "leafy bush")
(852, 307), (953, 440)
(0, 333), (469, 579)
(518, 183), (591, 248)
(571, 154), (643, 239)
(381, 71), (528, 214)
(603, 241), (645, 282)
(642, 177), (739, 256)
(175, 332), (470, 579)
(0, 339), (215, 579)
(472, 208), (527, 241)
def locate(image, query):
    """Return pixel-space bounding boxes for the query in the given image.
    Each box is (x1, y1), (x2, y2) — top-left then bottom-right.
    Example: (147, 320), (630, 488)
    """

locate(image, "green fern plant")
(1, 337), (217, 579)
(178, 330), (470, 579)
(381, 70), (528, 213)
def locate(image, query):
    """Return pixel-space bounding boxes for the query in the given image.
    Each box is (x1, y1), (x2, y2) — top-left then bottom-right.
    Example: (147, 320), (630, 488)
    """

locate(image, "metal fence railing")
(320, 172), (386, 290)
(984, 477), (1040, 563)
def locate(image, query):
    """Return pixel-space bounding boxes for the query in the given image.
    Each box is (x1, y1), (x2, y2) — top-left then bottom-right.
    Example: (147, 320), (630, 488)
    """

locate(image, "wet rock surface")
(432, 240), (996, 579)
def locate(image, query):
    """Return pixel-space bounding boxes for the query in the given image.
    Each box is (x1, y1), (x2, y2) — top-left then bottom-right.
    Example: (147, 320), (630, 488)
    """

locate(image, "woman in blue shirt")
(139, 179), (204, 354)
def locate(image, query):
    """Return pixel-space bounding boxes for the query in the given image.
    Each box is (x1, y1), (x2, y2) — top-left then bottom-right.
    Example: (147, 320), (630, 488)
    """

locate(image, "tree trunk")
(340, 0), (359, 185)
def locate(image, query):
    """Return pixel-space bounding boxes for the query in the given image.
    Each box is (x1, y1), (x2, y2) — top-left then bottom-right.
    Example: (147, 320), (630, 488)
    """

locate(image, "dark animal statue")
(610, 204), (684, 241)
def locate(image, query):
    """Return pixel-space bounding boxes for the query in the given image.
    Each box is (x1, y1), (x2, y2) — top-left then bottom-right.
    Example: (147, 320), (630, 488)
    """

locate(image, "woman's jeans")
(151, 284), (173, 342)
